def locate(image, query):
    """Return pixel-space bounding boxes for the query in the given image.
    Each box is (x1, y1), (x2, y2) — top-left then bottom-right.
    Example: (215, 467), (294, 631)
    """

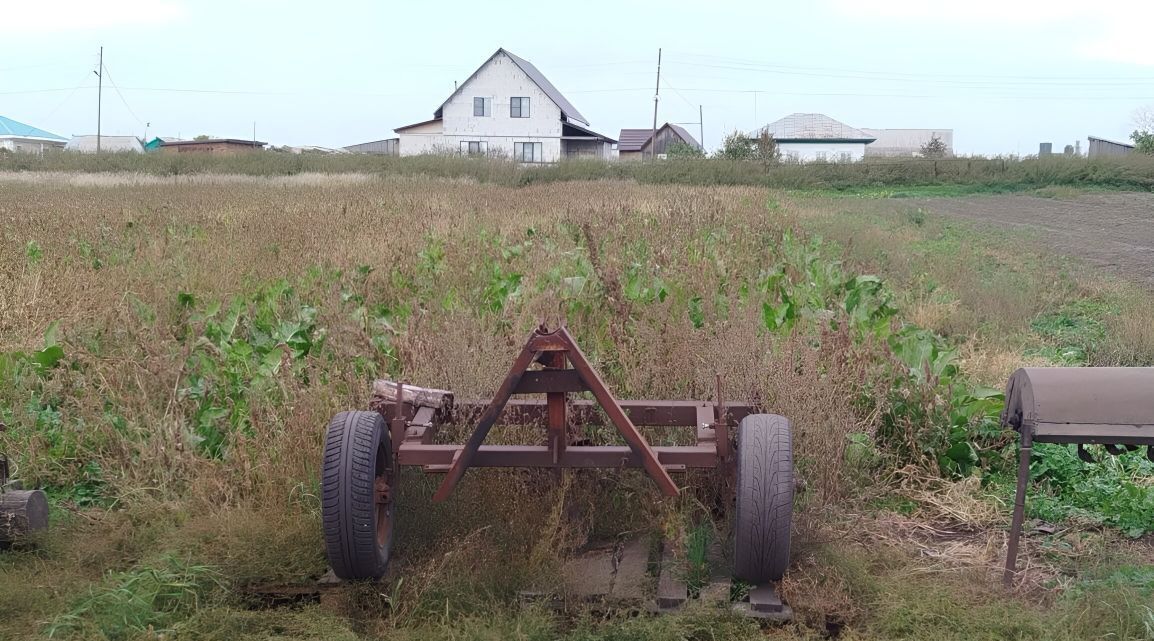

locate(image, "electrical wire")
(42, 70), (96, 121)
(666, 51), (1154, 84)
(100, 63), (148, 128)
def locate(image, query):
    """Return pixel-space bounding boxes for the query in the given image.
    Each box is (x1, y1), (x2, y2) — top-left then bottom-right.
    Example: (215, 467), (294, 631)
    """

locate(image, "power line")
(666, 51), (1154, 83)
(42, 70), (95, 121)
(100, 63), (147, 128)
(659, 73), (699, 110)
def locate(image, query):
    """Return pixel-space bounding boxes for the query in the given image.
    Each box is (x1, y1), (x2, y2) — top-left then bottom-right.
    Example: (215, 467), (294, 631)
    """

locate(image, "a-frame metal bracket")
(432, 325), (679, 501)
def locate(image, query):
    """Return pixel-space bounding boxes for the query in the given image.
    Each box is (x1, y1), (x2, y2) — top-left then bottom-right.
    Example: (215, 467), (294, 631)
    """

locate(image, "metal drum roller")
(1000, 367), (1154, 585)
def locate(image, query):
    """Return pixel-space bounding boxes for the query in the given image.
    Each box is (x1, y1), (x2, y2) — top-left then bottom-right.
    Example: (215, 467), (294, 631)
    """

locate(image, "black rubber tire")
(322, 411), (394, 580)
(733, 414), (794, 584)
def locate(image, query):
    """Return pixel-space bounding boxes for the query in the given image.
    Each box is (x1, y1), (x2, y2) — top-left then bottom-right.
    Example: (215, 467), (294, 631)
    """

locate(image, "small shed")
(160, 139), (266, 155)
(1087, 136), (1134, 158)
(617, 123), (701, 160)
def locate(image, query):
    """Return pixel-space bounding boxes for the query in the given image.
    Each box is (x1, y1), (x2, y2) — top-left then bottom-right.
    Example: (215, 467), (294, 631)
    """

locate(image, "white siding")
(398, 51), (566, 162)
(779, 142), (866, 163)
(0, 137), (65, 153)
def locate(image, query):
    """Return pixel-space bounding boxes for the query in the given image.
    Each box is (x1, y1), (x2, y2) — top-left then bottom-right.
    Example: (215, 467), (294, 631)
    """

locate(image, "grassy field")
(4, 150), (1154, 192)
(1, 173), (1152, 640)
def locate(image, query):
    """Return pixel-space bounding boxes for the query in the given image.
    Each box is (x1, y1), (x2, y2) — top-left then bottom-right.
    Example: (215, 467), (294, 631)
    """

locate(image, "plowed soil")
(920, 192), (1154, 286)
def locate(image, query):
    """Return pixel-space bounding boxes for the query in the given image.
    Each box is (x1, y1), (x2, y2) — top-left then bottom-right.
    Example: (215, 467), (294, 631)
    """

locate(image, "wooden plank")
(655, 544), (687, 611)
(372, 380), (453, 410)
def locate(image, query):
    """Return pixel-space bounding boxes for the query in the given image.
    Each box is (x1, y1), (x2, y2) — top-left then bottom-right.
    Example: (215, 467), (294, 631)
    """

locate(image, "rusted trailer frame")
(370, 326), (747, 498)
(1000, 367), (1154, 587)
(321, 324), (795, 600)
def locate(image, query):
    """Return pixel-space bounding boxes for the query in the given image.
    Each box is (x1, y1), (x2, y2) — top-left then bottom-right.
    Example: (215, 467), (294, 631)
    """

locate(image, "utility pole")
(94, 46), (103, 154)
(699, 105), (704, 152)
(650, 48), (661, 160)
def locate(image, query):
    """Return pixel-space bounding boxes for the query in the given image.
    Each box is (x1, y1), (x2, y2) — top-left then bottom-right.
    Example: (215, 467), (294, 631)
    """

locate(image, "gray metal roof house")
(618, 123), (701, 160)
(65, 135), (145, 153)
(752, 113), (876, 163)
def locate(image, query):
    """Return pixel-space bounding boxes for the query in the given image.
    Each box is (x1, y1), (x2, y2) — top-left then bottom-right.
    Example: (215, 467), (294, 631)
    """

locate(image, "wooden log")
(371, 380), (453, 410)
(0, 489), (48, 543)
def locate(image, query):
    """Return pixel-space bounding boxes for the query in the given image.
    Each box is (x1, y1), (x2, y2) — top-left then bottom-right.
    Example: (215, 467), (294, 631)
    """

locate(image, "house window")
(815, 151), (828, 161)
(460, 141), (488, 155)
(838, 152), (851, 163)
(514, 141), (543, 162)
(510, 97), (530, 118)
(473, 97), (491, 117)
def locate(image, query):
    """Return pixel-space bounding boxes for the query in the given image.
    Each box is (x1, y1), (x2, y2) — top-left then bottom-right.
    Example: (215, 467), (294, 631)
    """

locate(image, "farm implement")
(1000, 367), (1154, 586)
(319, 324), (794, 616)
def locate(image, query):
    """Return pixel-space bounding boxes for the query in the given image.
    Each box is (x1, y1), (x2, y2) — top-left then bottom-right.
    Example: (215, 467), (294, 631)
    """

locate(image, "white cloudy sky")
(2, 0), (1151, 154)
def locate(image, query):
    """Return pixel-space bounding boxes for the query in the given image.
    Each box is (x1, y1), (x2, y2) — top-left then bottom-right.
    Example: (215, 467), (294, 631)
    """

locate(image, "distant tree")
(718, 130), (755, 161)
(193, 134), (211, 141)
(666, 140), (704, 158)
(1131, 130), (1154, 154)
(1130, 106), (1154, 154)
(920, 135), (948, 159)
(754, 130), (781, 166)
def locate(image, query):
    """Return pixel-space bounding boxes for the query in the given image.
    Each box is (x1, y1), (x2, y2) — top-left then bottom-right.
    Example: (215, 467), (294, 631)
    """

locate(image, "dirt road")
(920, 192), (1154, 286)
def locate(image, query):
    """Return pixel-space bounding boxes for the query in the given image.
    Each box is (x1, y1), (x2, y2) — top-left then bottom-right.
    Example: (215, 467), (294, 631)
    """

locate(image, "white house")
(861, 128), (954, 157)
(0, 115), (67, 153)
(753, 113), (876, 163)
(394, 49), (616, 162)
(65, 135), (145, 153)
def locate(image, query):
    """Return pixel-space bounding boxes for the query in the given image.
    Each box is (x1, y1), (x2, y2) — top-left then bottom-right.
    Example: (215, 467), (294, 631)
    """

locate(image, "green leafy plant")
(180, 283), (321, 458)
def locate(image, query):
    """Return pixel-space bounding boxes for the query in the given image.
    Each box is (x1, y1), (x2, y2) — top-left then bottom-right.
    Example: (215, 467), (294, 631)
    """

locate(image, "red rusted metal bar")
(714, 373), (730, 459)
(527, 332), (570, 352)
(695, 404), (716, 446)
(400, 443), (718, 469)
(451, 398), (755, 427)
(390, 382), (407, 459)
(431, 333), (541, 502)
(545, 351), (568, 464)
(406, 406), (438, 444)
(556, 327), (679, 496)
(514, 369), (588, 394)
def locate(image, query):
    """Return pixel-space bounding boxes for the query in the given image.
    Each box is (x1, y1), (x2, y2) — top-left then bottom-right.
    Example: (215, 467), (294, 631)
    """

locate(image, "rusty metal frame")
(371, 325), (747, 502)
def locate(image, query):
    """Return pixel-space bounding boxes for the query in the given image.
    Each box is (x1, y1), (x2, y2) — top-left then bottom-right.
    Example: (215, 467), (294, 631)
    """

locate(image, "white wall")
(779, 142), (866, 163)
(400, 51), (567, 162)
(1, 137), (65, 153)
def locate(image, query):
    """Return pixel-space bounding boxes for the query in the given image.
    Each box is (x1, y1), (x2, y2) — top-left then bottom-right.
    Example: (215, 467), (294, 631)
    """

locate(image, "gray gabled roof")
(617, 123), (700, 152)
(753, 113), (875, 143)
(434, 48), (589, 126)
(65, 135), (144, 153)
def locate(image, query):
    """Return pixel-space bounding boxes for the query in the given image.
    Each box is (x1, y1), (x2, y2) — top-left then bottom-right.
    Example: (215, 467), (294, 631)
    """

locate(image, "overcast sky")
(3, 0), (1152, 155)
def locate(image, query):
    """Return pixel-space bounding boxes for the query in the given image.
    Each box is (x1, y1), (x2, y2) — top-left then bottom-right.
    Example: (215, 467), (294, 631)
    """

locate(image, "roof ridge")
(433, 49), (589, 126)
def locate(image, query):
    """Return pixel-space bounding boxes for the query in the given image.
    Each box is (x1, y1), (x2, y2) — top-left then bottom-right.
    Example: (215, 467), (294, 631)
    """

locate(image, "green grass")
(5, 150), (1154, 192)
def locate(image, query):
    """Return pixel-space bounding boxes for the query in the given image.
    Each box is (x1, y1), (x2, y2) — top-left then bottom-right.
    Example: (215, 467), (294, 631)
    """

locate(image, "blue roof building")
(0, 115), (67, 153)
